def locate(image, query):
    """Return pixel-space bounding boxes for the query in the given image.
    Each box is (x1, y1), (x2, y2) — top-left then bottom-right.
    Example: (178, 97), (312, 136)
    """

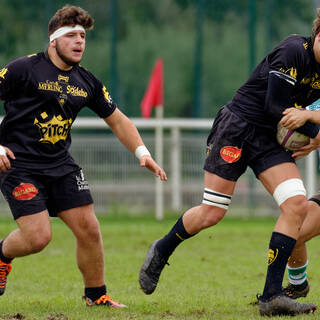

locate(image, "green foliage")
(0, 215), (319, 319)
(0, 0), (316, 118)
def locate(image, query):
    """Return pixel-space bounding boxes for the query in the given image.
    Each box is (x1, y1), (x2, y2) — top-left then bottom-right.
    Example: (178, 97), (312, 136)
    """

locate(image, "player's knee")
(286, 196), (308, 223)
(199, 205), (226, 228)
(27, 230), (52, 253)
(200, 188), (231, 227)
(77, 215), (101, 242)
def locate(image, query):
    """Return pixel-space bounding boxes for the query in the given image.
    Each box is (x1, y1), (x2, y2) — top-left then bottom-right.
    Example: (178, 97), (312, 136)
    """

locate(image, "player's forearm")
(115, 120), (145, 154)
(307, 110), (320, 125)
(104, 109), (146, 154)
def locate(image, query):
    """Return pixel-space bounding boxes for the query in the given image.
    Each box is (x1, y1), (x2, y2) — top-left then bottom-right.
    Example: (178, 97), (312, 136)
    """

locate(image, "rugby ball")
(277, 123), (309, 151)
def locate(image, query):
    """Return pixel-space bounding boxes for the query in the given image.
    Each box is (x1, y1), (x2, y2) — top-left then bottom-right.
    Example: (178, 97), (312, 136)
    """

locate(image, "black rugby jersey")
(228, 35), (320, 131)
(0, 52), (116, 169)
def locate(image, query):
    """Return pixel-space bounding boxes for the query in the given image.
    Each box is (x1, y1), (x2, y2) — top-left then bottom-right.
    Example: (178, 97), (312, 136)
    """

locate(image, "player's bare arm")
(0, 99), (15, 172)
(104, 109), (167, 181)
(0, 145), (15, 173)
(291, 130), (320, 160)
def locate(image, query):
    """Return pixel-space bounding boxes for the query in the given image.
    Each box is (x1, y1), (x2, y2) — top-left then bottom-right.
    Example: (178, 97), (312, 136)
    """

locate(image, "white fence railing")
(0, 117), (318, 217)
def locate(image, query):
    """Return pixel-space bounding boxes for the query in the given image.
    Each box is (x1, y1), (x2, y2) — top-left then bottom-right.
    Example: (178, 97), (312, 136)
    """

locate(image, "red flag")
(141, 59), (163, 118)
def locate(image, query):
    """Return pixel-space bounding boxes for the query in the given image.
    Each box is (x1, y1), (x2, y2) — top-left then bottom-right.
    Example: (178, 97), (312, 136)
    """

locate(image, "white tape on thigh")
(273, 178), (306, 206)
(202, 188), (232, 210)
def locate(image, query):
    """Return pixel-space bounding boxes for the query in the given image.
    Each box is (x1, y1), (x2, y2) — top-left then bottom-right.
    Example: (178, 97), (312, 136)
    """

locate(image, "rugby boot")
(84, 294), (127, 308)
(0, 259), (12, 295)
(283, 281), (310, 299)
(258, 294), (317, 316)
(139, 240), (168, 294)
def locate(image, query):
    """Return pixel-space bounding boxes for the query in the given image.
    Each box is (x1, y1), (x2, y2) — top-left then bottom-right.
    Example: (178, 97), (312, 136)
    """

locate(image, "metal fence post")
(171, 127), (182, 211)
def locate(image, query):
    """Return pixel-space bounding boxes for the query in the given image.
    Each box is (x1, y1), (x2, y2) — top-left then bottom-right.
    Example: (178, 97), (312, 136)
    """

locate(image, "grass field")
(0, 213), (320, 320)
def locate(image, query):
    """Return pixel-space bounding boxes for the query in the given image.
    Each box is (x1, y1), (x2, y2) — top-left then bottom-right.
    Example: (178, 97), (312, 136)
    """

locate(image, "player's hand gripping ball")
(277, 123), (309, 151)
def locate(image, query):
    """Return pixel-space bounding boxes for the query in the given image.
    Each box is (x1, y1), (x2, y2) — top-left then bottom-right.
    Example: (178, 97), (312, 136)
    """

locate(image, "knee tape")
(202, 188), (232, 210)
(273, 178), (306, 206)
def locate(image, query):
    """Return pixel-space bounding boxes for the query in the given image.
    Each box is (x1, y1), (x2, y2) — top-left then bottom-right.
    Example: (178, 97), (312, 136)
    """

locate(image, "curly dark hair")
(312, 8), (320, 43)
(48, 5), (94, 36)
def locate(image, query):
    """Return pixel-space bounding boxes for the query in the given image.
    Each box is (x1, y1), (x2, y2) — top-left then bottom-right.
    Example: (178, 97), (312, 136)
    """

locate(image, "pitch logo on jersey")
(267, 248), (278, 266)
(12, 183), (38, 201)
(0, 68), (8, 80)
(34, 114), (72, 144)
(220, 146), (242, 163)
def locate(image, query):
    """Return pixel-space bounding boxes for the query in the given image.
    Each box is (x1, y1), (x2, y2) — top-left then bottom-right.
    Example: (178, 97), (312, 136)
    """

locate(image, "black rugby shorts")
(204, 106), (295, 181)
(0, 166), (93, 219)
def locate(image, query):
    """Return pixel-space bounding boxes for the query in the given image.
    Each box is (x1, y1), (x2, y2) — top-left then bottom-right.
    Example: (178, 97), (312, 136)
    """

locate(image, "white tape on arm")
(135, 145), (151, 160)
(0, 145), (6, 156)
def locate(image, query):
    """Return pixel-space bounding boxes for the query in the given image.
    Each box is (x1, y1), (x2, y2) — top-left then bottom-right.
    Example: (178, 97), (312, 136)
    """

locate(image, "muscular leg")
(182, 172), (236, 234)
(0, 210), (52, 296)
(288, 200), (320, 267)
(2, 210), (52, 258)
(258, 163), (309, 299)
(58, 204), (127, 308)
(58, 204), (105, 288)
(139, 172), (236, 294)
(282, 200), (320, 299)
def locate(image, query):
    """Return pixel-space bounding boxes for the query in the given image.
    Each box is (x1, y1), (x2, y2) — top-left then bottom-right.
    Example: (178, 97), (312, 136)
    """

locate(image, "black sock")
(261, 232), (296, 301)
(156, 215), (194, 260)
(85, 285), (106, 301)
(0, 241), (13, 264)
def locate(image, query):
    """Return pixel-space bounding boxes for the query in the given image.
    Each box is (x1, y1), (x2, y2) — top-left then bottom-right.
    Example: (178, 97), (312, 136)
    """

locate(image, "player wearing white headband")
(0, 4), (167, 309)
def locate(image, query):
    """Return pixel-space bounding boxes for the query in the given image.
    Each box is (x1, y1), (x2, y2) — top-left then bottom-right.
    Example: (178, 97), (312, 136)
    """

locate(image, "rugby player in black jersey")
(0, 5), (166, 308)
(277, 13), (320, 300)
(139, 9), (320, 317)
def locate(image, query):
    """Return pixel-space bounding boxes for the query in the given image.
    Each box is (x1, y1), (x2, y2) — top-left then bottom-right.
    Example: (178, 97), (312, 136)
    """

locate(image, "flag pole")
(140, 58), (164, 220)
(155, 105), (163, 220)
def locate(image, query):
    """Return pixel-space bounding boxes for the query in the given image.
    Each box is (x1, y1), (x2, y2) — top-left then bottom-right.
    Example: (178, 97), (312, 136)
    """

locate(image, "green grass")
(0, 214), (320, 319)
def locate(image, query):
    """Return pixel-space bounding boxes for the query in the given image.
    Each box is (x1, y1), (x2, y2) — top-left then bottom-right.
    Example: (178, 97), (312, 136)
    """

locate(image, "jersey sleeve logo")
(279, 67), (297, 79)
(102, 86), (112, 102)
(0, 68), (8, 80)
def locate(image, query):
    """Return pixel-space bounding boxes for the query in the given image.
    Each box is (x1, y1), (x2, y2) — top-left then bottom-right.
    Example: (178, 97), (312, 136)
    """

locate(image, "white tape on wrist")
(0, 146), (6, 156)
(135, 145), (151, 160)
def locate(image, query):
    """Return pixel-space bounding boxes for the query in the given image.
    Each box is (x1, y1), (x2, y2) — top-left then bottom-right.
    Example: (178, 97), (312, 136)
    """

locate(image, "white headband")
(49, 25), (85, 42)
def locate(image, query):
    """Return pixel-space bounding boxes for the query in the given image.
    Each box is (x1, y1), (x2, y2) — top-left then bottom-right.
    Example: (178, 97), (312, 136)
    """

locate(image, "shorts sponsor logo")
(220, 146), (242, 163)
(76, 170), (89, 191)
(267, 248), (278, 266)
(12, 182), (38, 201)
